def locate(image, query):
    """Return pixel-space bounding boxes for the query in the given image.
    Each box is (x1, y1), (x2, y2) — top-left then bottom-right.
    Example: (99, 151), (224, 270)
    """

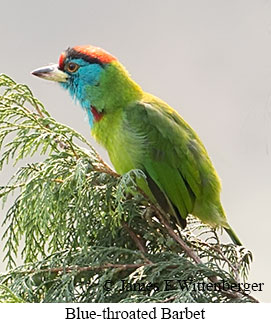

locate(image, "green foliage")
(0, 74), (255, 303)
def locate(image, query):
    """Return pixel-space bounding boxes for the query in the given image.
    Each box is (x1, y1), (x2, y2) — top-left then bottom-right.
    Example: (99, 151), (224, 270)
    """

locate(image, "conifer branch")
(0, 75), (256, 303)
(122, 222), (147, 254)
(26, 263), (149, 274)
(135, 186), (202, 264)
(155, 207), (203, 264)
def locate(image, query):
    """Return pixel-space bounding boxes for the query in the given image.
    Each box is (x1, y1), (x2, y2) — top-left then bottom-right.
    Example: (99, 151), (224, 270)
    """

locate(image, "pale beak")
(31, 64), (68, 82)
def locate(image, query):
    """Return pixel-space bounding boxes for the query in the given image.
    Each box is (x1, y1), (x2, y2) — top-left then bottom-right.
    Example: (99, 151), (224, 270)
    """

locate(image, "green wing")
(123, 94), (228, 229)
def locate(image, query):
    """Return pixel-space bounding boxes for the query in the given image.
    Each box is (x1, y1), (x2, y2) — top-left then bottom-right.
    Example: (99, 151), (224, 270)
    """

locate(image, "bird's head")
(32, 45), (142, 126)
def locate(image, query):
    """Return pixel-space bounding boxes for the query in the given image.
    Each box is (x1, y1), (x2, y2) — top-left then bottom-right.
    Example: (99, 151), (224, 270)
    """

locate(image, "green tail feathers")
(225, 226), (242, 246)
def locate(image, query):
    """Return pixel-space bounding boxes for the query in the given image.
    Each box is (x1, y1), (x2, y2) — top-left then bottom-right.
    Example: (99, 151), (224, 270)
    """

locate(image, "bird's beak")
(31, 64), (68, 82)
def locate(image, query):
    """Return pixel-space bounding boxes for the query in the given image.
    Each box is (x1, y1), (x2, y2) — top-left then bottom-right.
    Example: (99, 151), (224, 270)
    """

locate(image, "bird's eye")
(65, 62), (79, 73)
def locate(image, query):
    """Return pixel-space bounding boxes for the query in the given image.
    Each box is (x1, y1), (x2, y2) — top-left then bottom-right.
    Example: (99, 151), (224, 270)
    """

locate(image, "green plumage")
(91, 61), (241, 245)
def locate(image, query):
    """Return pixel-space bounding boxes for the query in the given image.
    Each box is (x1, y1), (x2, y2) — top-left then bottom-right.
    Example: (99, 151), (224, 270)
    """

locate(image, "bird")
(32, 45), (241, 245)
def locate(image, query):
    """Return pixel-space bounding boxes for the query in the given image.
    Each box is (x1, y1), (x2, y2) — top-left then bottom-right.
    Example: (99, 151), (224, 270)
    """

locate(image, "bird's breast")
(91, 110), (144, 174)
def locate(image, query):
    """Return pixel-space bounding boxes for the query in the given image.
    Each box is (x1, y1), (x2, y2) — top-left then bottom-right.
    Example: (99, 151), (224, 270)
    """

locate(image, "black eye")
(65, 62), (79, 73)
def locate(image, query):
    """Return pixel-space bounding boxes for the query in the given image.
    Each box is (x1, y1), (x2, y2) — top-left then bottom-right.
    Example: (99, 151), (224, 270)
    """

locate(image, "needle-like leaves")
(0, 75), (254, 303)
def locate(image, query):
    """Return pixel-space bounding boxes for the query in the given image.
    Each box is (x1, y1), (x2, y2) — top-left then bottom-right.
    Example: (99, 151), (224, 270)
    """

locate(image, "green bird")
(32, 45), (241, 245)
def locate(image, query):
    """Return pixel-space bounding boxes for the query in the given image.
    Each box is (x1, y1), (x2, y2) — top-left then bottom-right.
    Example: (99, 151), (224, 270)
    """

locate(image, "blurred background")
(0, 0), (270, 302)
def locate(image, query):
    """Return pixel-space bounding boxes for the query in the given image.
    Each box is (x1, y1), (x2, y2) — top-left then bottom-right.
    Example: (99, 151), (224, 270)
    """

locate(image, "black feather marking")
(146, 172), (187, 229)
(61, 47), (105, 70)
(178, 170), (196, 207)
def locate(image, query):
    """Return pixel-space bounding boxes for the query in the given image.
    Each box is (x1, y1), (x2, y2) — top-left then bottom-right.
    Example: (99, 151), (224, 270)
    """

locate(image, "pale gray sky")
(0, 0), (271, 302)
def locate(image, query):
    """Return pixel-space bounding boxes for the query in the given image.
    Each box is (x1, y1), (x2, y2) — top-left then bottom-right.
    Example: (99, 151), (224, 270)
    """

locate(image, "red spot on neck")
(91, 106), (104, 122)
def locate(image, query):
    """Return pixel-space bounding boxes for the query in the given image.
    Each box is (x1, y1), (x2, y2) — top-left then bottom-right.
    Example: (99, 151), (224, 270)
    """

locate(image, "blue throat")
(59, 58), (103, 128)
